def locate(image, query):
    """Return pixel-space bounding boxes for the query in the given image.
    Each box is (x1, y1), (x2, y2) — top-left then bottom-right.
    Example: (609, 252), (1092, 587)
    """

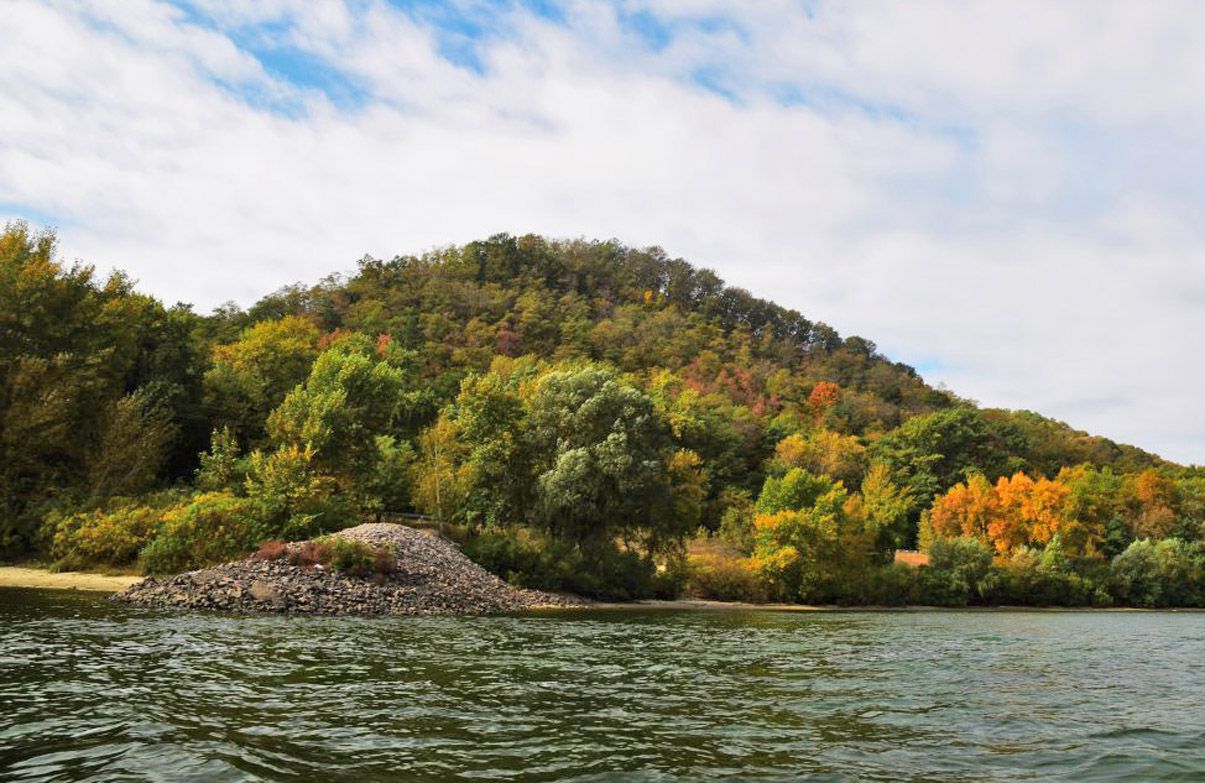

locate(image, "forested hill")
(239, 232), (1162, 471)
(5, 223), (1201, 608)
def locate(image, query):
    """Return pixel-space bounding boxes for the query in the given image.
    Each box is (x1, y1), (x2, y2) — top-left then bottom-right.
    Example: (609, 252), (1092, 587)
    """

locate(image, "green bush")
(308, 536), (394, 578)
(462, 527), (658, 600)
(1110, 538), (1203, 607)
(976, 547), (1099, 606)
(48, 502), (163, 571)
(844, 563), (920, 607)
(139, 492), (263, 574)
(42, 474), (356, 576)
(920, 536), (994, 606)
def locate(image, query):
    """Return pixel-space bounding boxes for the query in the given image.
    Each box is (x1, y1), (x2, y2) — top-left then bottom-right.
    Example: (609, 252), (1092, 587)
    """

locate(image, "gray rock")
(112, 523), (588, 617)
(249, 580), (279, 603)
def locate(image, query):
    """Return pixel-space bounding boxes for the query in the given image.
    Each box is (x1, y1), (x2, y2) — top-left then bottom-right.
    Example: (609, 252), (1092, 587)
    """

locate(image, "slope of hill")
(3, 224), (1200, 606)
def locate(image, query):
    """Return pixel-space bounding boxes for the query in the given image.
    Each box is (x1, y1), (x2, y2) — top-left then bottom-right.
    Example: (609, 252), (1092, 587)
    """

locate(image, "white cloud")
(2, 0), (1203, 464)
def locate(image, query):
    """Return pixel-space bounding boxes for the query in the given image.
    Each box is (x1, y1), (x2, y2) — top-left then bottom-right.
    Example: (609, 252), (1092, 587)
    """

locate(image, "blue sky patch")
(0, 203), (67, 230)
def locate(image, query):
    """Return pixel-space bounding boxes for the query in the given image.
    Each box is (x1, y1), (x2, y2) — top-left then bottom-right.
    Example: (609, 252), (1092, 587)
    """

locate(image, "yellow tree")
(991, 472), (1070, 553)
(928, 473), (996, 543)
(1124, 469), (1179, 540)
(772, 430), (867, 487)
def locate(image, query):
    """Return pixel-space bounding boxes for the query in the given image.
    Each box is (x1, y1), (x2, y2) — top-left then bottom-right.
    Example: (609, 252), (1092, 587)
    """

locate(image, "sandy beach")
(0, 567), (143, 592)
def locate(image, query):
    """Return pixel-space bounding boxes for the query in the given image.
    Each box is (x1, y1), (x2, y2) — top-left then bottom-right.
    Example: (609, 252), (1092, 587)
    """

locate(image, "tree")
(871, 407), (1027, 513)
(526, 365), (678, 548)
(0, 223), (185, 554)
(88, 392), (177, 498)
(927, 471), (1077, 556)
(771, 430), (867, 486)
(1058, 465), (1123, 558)
(990, 473), (1071, 554)
(854, 462), (912, 552)
(1124, 469), (1179, 540)
(203, 315), (320, 444)
(751, 468), (883, 602)
(411, 417), (472, 524)
(927, 473), (996, 544)
(415, 361), (693, 555)
(266, 335), (421, 511)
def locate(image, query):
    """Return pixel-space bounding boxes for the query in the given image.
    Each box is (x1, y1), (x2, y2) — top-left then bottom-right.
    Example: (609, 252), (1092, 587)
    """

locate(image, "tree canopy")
(4, 222), (1199, 605)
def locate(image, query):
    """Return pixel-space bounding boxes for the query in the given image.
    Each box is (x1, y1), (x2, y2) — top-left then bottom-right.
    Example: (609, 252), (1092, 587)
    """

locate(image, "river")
(2, 587), (1203, 781)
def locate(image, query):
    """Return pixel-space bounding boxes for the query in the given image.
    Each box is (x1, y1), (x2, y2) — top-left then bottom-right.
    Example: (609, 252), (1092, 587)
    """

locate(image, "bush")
(685, 548), (770, 602)
(462, 527), (658, 600)
(311, 536), (395, 578)
(919, 536), (994, 606)
(980, 546), (1103, 607)
(139, 492), (263, 574)
(48, 502), (163, 571)
(254, 537), (394, 578)
(251, 539), (289, 561)
(1110, 538), (1203, 607)
(43, 471), (355, 576)
(842, 563), (920, 606)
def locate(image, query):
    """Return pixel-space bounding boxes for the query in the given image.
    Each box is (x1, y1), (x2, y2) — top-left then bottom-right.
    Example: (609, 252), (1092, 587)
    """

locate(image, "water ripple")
(1, 589), (1203, 781)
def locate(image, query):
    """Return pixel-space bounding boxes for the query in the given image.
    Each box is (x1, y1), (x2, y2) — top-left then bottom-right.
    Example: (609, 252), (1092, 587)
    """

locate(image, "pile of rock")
(113, 523), (586, 616)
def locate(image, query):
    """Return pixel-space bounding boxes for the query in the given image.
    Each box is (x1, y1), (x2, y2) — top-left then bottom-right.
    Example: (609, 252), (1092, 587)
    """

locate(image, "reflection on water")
(1, 588), (1203, 781)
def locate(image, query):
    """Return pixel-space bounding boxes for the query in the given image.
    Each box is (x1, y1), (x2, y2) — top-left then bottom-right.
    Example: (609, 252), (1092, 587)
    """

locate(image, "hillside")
(3, 223), (1201, 606)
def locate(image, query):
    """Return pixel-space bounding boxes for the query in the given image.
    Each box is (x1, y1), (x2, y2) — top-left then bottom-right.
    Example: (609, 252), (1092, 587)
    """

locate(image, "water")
(1, 589), (1203, 782)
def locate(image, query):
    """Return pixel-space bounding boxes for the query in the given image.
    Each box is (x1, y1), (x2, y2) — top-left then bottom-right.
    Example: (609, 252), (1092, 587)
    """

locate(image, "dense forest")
(3, 221), (1202, 606)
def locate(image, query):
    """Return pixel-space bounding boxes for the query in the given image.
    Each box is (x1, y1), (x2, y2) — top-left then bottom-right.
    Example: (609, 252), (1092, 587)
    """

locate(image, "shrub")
(266, 536), (395, 578)
(48, 502), (163, 571)
(1110, 538), (1203, 607)
(139, 492), (262, 574)
(685, 546), (770, 602)
(310, 536), (395, 578)
(252, 539), (289, 561)
(462, 527), (658, 600)
(861, 563), (923, 606)
(919, 536), (994, 606)
(977, 545), (1102, 607)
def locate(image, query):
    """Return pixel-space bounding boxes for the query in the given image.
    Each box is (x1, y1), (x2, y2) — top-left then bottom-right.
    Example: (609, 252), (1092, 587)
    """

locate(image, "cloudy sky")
(3, 1), (1204, 464)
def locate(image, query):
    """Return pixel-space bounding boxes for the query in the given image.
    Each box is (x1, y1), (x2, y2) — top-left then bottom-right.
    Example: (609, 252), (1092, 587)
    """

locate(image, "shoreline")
(3, 568), (1200, 612)
(595, 599), (1205, 613)
(0, 566), (143, 592)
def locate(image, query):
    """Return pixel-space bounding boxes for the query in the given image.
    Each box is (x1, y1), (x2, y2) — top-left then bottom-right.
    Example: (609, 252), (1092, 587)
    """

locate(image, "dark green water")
(2, 588), (1203, 782)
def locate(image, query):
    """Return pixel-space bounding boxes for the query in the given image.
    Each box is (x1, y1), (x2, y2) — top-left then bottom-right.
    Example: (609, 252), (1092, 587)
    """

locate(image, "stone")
(249, 580), (279, 603)
(112, 523), (587, 617)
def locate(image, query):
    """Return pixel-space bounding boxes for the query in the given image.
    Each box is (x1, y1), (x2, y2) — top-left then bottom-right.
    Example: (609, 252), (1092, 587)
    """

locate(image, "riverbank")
(599, 599), (1202, 612)
(4, 566), (1197, 612)
(0, 566), (143, 592)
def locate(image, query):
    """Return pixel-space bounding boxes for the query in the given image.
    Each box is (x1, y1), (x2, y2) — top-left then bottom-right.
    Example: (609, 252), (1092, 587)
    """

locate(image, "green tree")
(525, 365), (680, 548)
(203, 315), (320, 444)
(266, 335), (422, 511)
(855, 462), (913, 553)
(871, 407), (1028, 541)
(88, 392), (178, 498)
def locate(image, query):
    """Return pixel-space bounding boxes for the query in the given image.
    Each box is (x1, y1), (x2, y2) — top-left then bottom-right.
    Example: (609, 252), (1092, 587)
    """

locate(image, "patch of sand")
(894, 550), (931, 567)
(0, 567), (143, 592)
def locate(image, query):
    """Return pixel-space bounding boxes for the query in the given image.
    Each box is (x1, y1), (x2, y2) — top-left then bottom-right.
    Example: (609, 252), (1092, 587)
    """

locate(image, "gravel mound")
(113, 523), (587, 616)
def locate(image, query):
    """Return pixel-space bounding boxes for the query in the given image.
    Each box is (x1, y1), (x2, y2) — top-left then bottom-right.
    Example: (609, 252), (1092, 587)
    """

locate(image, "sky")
(3, 0), (1204, 465)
